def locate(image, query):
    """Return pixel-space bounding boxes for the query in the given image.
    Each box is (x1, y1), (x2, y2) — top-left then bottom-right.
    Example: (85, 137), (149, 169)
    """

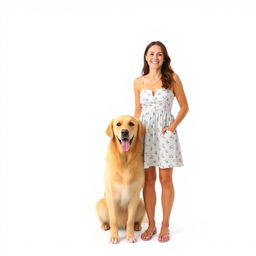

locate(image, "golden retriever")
(96, 115), (146, 243)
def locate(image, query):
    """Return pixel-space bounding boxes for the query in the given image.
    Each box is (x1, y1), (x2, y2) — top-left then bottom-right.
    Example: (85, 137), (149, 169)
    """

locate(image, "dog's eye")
(129, 122), (134, 126)
(116, 122), (121, 126)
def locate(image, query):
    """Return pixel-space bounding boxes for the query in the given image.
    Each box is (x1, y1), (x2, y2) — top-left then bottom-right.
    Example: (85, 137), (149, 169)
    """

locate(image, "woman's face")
(145, 45), (165, 70)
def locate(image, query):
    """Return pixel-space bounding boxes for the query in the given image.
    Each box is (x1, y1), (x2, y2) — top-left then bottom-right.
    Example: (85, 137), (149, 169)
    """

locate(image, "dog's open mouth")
(117, 136), (134, 152)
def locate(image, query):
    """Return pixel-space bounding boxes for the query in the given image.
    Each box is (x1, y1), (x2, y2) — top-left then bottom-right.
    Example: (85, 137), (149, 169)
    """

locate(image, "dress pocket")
(165, 130), (175, 137)
(160, 130), (175, 139)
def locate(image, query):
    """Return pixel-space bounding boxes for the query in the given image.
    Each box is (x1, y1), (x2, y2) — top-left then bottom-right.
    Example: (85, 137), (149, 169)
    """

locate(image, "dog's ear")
(137, 120), (145, 138)
(106, 119), (114, 140)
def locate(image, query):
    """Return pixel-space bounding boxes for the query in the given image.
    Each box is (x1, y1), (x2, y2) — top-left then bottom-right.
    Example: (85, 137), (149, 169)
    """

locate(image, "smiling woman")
(133, 41), (189, 242)
(142, 41), (175, 90)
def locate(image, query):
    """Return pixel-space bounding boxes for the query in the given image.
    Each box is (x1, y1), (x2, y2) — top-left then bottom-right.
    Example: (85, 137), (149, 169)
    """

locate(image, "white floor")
(1, 2), (256, 255)
(3, 171), (256, 256)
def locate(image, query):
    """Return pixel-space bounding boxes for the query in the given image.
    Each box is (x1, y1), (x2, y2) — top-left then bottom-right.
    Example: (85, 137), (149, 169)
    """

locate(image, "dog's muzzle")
(117, 129), (134, 152)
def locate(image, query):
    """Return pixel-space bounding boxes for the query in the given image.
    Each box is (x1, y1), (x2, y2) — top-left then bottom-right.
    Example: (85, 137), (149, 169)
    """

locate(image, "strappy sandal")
(141, 227), (157, 241)
(158, 229), (170, 242)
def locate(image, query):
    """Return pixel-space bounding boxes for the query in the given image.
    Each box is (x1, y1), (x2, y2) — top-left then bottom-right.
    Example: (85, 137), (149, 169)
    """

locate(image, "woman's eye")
(129, 122), (134, 126)
(116, 122), (121, 126)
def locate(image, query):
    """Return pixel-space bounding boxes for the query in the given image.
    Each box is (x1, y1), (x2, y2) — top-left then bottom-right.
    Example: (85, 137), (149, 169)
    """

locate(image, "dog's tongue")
(121, 140), (130, 152)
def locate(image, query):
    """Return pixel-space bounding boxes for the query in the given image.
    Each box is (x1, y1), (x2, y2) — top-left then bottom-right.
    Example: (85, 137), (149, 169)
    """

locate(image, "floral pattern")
(139, 89), (183, 169)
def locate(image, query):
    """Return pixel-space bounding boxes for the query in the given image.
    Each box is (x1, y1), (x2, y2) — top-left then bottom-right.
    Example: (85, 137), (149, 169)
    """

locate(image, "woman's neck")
(147, 68), (162, 80)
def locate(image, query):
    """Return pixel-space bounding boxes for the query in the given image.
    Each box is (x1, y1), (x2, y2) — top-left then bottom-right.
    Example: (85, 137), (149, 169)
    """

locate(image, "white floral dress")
(139, 87), (184, 169)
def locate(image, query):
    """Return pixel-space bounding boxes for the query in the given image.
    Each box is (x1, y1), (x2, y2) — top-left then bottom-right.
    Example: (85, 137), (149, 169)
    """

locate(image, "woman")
(133, 41), (189, 242)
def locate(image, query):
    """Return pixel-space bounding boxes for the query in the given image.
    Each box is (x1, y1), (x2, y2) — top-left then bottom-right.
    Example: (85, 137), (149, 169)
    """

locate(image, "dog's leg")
(96, 199), (110, 230)
(134, 198), (146, 231)
(105, 193), (119, 244)
(126, 196), (140, 243)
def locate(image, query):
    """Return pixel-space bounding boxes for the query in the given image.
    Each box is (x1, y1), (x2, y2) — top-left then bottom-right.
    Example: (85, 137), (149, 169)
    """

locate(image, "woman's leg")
(158, 168), (174, 242)
(141, 166), (157, 240)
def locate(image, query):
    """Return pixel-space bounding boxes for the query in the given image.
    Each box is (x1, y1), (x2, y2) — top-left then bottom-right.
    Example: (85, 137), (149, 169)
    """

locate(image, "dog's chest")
(113, 183), (133, 208)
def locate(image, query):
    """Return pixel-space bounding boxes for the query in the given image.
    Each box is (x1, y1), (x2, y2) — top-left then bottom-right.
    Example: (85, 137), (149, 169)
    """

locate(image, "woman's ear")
(106, 119), (114, 140)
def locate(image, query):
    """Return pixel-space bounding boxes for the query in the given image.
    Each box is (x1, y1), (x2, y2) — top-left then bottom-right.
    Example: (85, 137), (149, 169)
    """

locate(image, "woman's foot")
(158, 225), (170, 242)
(141, 226), (157, 241)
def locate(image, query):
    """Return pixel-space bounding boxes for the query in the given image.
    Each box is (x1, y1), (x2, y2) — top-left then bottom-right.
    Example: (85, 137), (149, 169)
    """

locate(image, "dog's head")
(106, 115), (145, 152)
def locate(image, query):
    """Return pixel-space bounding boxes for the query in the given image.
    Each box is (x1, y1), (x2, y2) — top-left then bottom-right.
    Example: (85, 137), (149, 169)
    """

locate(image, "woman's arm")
(133, 78), (142, 119)
(162, 73), (189, 133)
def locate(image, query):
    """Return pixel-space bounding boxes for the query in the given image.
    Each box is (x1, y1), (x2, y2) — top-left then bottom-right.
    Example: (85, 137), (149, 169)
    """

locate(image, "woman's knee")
(144, 167), (156, 185)
(159, 169), (173, 187)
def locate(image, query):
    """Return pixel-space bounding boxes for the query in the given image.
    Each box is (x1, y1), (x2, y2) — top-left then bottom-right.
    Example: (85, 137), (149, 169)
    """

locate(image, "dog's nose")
(121, 129), (129, 138)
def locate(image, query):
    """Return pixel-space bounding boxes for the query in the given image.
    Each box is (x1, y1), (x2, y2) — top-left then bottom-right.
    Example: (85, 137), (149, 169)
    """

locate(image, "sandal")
(141, 227), (157, 241)
(158, 229), (170, 242)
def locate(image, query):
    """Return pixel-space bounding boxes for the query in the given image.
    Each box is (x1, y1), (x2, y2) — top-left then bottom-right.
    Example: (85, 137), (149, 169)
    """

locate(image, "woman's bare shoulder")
(134, 75), (144, 83)
(134, 76), (143, 90)
(172, 73), (182, 84)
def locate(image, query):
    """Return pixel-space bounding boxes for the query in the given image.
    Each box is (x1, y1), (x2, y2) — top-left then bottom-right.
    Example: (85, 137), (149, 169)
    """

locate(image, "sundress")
(139, 85), (184, 169)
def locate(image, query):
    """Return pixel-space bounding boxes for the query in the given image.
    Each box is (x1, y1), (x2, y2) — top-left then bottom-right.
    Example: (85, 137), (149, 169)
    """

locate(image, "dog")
(96, 115), (146, 243)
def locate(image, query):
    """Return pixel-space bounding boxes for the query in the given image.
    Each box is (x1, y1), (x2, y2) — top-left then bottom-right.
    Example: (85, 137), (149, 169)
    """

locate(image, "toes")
(141, 234), (150, 240)
(141, 232), (148, 240)
(158, 234), (170, 242)
(127, 236), (136, 243)
(109, 236), (119, 244)
(141, 228), (156, 241)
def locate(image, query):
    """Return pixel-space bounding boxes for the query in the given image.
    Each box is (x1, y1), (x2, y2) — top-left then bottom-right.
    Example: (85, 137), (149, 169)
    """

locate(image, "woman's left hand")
(161, 124), (176, 134)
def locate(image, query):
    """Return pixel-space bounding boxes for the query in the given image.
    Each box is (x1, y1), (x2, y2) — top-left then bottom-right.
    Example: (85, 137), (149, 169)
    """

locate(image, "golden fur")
(96, 115), (146, 243)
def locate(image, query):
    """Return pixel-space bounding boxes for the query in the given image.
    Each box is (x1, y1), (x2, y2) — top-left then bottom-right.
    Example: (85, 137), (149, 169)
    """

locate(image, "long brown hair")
(142, 41), (174, 90)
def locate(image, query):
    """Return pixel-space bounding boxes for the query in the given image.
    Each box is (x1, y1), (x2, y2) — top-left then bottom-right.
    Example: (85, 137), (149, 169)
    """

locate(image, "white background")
(1, 0), (256, 255)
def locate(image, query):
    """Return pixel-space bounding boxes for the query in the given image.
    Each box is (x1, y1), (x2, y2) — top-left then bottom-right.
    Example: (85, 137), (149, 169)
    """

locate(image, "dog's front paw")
(101, 223), (110, 231)
(109, 235), (119, 244)
(127, 235), (136, 243)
